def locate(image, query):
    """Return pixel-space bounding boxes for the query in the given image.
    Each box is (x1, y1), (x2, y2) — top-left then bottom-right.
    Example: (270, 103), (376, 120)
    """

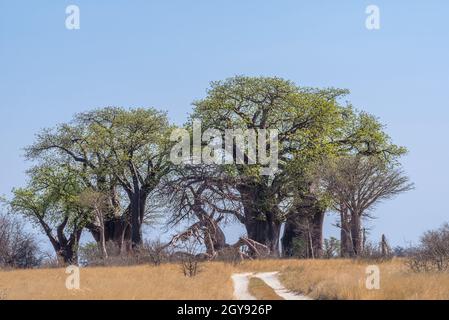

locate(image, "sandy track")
(255, 272), (311, 300)
(231, 273), (257, 300)
(231, 272), (311, 300)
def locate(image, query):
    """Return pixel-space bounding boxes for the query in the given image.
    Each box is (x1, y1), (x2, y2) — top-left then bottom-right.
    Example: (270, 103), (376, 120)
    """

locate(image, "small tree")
(323, 237), (341, 259)
(78, 190), (109, 259)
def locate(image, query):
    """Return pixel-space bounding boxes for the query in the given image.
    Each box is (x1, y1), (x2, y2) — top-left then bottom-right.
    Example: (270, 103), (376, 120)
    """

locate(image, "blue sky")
(1, 0), (448, 248)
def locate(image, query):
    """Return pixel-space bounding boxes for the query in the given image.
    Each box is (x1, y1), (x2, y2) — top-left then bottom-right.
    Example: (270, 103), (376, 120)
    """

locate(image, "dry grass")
(1, 259), (449, 300)
(0, 262), (234, 300)
(248, 277), (283, 300)
(279, 258), (449, 300)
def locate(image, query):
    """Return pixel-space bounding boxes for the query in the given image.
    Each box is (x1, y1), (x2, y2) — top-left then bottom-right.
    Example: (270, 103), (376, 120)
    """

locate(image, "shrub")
(79, 240), (172, 267)
(407, 223), (449, 272)
(177, 239), (201, 277)
(0, 213), (41, 269)
(323, 237), (341, 259)
(291, 238), (309, 259)
(217, 247), (243, 266)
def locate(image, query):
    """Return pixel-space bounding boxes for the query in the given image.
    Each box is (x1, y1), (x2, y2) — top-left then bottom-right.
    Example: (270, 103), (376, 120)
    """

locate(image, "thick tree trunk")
(88, 217), (131, 250)
(244, 213), (281, 256)
(350, 213), (362, 256)
(56, 246), (78, 266)
(237, 184), (282, 255)
(213, 226), (227, 251)
(203, 222), (227, 256)
(131, 197), (142, 248)
(52, 233), (82, 266)
(281, 218), (297, 257)
(339, 207), (353, 258)
(43, 218), (82, 266)
(281, 215), (314, 258)
(281, 197), (325, 259)
(310, 209), (324, 258)
(128, 189), (149, 248)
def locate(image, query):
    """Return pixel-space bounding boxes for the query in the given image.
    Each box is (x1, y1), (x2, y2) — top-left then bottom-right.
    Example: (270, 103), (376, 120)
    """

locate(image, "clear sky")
(1, 0), (448, 248)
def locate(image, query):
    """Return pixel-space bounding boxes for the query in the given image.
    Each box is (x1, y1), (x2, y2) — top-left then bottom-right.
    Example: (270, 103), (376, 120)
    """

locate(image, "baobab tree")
(75, 108), (174, 247)
(10, 165), (90, 265)
(191, 76), (351, 253)
(26, 107), (174, 248)
(281, 191), (327, 258)
(163, 165), (240, 258)
(25, 116), (130, 249)
(281, 110), (407, 258)
(319, 155), (414, 257)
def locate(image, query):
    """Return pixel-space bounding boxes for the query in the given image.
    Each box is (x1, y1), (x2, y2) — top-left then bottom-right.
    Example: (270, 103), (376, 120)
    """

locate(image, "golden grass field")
(1, 259), (449, 300)
(279, 259), (449, 300)
(0, 263), (235, 300)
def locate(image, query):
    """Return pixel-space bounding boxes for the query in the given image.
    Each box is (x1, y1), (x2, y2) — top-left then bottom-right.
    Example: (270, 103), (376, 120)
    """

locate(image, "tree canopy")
(7, 76), (412, 263)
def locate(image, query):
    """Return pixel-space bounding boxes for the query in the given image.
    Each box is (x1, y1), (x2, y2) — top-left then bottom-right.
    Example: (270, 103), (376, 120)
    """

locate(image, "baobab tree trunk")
(52, 231), (83, 266)
(192, 203), (228, 256)
(244, 212), (282, 256)
(129, 191), (147, 248)
(88, 217), (131, 251)
(281, 199), (325, 258)
(56, 246), (78, 266)
(203, 221), (227, 256)
(281, 216), (311, 258)
(350, 213), (362, 256)
(36, 216), (82, 266)
(281, 218), (296, 257)
(237, 184), (282, 255)
(310, 208), (324, 258)
(339, 207), (353, 257)
(131, 204), (142, 248)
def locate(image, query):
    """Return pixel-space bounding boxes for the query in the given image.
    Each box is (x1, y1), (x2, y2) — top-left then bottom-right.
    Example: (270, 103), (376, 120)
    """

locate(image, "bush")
(323, 237), (341, 258)
(359, 241), (392, 261)
(79, 240), (173, 267)
(217, 247), (243, 266)
(0, 213), (42, 269)
(178, 240), (201, 277)
(291, 238), (309, 259)
(406, 223), (449, 272)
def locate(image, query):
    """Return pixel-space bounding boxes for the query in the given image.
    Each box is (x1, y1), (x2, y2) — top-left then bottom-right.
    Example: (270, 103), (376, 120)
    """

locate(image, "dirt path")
(231, 272), (311, 300)
(231, 273), (257, 300)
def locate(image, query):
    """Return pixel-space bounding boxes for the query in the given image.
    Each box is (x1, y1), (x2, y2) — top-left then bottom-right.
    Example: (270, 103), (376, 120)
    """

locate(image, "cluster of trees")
(5, 76), (413, 265)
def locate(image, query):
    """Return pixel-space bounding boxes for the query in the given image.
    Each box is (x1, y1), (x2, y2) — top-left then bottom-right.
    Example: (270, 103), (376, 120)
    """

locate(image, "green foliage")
(10, 164), (91, 233)
(25, 107), (175, 194)
(190, 76), (407, 227)
(8, 76), (409, 257)
(291, 237), (309, 259)
(323, 237), (341, 258)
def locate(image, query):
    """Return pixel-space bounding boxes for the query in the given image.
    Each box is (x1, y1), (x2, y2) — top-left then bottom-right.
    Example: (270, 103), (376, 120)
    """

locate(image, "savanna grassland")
(279, 259), (449, 300)
(1, 259), (449, 300)
(0, 263), (235, 300)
